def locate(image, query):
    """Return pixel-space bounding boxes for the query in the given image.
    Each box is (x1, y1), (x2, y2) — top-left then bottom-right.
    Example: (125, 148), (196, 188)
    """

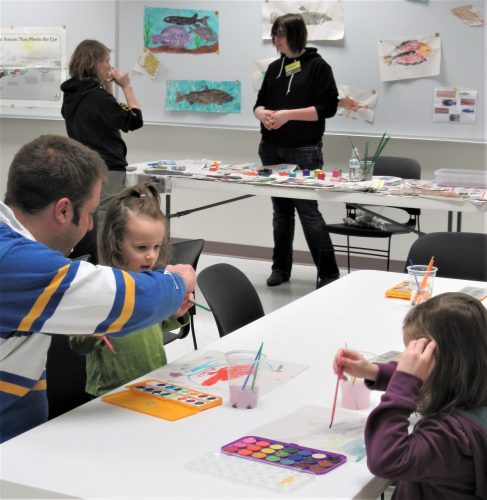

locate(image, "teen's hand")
(332, 348), (379, 382)
(110, 67), (131, 89)
(397, 338), (436, 382)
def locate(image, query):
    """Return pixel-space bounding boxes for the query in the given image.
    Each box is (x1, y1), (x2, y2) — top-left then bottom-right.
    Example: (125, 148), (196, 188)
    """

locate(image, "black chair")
(197, 263), (265, 337)
(405, 232), (487, 281)
(46, 335), (91, 419)
(164, 239), (205, 349)
(324, 156), (422, 272)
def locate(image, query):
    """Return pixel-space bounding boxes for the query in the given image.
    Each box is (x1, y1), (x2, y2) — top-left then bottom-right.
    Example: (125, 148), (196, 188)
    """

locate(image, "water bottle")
(348, 148), (360, 182)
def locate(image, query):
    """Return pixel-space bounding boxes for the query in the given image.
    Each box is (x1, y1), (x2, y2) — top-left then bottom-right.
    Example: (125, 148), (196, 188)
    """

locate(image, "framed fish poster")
(166, 80), (241, 113)
(144, 7), (219, 54)
(378, 34), (441, 82)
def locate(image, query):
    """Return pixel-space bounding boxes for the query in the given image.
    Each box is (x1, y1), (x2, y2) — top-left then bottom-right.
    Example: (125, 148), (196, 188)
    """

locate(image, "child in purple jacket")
(333, 292), (487, 499)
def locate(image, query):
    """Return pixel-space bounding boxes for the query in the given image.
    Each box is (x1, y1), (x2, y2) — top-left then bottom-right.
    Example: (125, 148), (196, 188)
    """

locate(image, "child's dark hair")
(403, 292), (487, 416)
(271, 13), (307, 54)
(99, 183), (169, 269)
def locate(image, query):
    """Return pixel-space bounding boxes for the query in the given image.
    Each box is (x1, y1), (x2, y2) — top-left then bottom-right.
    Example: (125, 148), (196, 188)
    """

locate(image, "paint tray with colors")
(126, 379), (222, 410)
(221, 436), (346, 475)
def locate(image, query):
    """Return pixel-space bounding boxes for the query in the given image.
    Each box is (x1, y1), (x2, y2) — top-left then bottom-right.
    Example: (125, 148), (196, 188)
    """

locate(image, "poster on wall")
(166, 80), (241, 113)
(450, 4), (485, 26)
(0, 26), (66, 108)
(144, 7), (219, 54)
(336, 84), (378, 123)
(251, 57), (276, 91)
(378, 34), (441, 82)
(433, 88), (477, 124)
(262, 1), (344, 41)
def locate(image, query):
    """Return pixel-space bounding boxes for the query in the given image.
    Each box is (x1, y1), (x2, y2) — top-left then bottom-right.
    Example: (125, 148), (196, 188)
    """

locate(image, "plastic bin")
(435, 169), (487, 189)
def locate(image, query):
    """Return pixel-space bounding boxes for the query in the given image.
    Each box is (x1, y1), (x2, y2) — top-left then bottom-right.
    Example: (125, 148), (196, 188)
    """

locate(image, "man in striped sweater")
(0, 135), (196, 442)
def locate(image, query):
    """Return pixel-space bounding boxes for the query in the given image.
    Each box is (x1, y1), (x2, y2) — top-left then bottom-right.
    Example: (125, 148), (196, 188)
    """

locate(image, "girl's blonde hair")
(69, 39), (110, 82)
(99, 183), (169, 269)
(403, 292), (487, 416)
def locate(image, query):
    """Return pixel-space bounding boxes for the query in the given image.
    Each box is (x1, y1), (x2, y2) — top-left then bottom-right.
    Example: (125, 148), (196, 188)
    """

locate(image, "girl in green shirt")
(70, 183), (190, 397)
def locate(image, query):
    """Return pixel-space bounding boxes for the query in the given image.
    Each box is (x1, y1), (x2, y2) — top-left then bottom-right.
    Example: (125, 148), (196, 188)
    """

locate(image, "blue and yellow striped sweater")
(0, 202), (186, 442)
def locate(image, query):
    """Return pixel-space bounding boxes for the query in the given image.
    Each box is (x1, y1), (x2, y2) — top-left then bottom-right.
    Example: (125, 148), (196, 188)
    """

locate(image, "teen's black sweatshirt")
(61, 78), (143, 171)
(254, 47), (338, 148)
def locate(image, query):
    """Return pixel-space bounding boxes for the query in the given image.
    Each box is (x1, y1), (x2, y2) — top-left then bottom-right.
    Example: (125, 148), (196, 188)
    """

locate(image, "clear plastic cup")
(224, 350), (262, 409)
(407, 265), (438, 306)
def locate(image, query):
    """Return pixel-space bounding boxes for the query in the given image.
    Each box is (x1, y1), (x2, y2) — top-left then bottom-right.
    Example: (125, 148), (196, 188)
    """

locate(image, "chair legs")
(189, 313), (198, 350)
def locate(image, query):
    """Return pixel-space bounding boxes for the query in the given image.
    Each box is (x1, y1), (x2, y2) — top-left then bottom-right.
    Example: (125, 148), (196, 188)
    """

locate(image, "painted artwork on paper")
(337, 84), (378, 123)
(166, 80), (241, 113)
(144, 7), (219, 54)
(451, 5), (485, 27)
(378, 34), (441, 82)
(262, 1), (344, 41)
(251, 57), (276, 91)
(433, 88), (477, 124)
(155, 350), (308, 395)
(252, 405), (370, 462)
(133, 48), (160, 79)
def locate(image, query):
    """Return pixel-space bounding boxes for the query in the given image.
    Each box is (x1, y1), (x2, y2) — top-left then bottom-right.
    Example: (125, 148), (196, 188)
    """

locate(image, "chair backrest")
(405, 232), (487, 281)
(374, 156), (421, 180)
(197, 263), (265, 337)
(169, 239), (205, 268)
(164, 239), (205, 345)
(46, 335), (91, 419)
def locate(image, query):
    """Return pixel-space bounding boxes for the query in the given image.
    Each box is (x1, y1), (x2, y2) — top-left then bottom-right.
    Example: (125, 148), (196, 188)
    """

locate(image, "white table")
(128, 167), (486, 233)
(1, 271), (485, 499)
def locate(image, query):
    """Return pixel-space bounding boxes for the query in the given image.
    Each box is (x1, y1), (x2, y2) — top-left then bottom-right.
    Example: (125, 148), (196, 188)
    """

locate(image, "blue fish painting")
(166, 80), (241, 113)
(144, 7), (219, 54)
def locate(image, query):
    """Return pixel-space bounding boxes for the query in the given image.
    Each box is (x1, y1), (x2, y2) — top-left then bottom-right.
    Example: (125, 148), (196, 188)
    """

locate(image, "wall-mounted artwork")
(378, 34), (441, 82)
(251, 57), (276, 91)
(144, 7), (219, 54)
(433, 88), (477, 124)
(337, 84), (377, 123)
(166, 80), (241, 113)
(262, 1), (344, 41)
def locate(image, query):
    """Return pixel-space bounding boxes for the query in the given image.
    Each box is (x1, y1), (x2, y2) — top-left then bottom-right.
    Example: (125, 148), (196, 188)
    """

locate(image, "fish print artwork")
(378, 34), (441, 82)
(144, 7), (219, 54)
(166, 80), (241, 113)
(271, 6), (332, 25)
(383, 40), (432, 66)
(262, 1), (344, 41)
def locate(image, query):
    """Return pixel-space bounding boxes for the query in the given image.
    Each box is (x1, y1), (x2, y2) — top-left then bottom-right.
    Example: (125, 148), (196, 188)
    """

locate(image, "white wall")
(1, 117), (486, 262)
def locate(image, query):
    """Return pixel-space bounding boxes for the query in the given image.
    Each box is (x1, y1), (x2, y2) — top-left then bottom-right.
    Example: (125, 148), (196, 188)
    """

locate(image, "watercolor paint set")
(221, 436), (346, 475)
(102, 379), (222, 420)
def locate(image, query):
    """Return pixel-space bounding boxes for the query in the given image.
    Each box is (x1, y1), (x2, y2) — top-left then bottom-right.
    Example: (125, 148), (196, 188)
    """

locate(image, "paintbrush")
(329, 348), (344, 428)
(102, 335), (116, 354)
(189, 299), (212, 312)
(241, 342), (264, 391)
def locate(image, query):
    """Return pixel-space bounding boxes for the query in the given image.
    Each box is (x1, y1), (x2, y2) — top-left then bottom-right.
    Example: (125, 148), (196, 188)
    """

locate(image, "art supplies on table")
(221, 435), (346, 475)
(384, 279), (411, 299)
(371, 350), (401, 363)
(186, 451), (315, 493)
(459, 286), (487, 301)
(102, 379), (222, 421)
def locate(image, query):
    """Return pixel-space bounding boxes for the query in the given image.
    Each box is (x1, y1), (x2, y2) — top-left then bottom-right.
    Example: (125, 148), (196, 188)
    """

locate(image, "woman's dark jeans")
(258, 140), (339, 279)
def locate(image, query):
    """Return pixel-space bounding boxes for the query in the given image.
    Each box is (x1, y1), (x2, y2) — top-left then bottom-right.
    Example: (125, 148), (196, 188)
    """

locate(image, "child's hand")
(333, 348), (379, 382)
(175, 291), (194, 318)
(397, 338), (436, 382)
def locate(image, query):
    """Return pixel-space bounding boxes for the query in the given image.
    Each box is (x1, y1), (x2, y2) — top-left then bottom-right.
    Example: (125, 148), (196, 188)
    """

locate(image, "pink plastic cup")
(341, 379), (371, 410)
